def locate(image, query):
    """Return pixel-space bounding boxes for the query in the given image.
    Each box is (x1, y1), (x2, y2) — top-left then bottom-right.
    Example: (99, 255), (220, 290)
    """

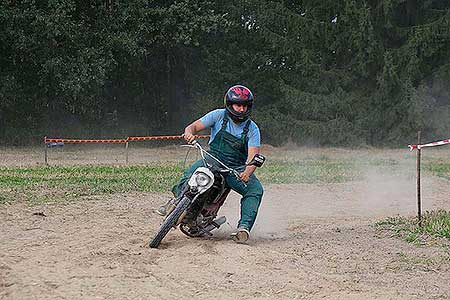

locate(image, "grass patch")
(0, 158), (362, 204)
(0, 164), (184, 204)
(428, 163), (450, 180)
(376, 210), (450, 245)
(0, 193), (9, 204)
(0, 152), (447, 204)
(258, 159), (360, 184)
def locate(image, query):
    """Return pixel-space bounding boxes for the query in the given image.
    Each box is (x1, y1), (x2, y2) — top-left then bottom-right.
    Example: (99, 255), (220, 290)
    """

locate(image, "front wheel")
(149, 196), (191, 248)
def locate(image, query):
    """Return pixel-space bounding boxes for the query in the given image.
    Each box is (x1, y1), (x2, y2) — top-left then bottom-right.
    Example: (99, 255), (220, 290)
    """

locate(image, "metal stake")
(44, 136), (48, 165)
(125, 141), (129, 164)
(417, 131), (422, 226)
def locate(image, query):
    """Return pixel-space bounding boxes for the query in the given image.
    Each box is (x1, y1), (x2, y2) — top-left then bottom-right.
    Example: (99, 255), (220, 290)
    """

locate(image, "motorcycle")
(149, 140), (265, 248)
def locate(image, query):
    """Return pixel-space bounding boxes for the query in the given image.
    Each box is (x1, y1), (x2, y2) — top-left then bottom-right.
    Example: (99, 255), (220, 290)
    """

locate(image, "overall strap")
(241, 119), (251, 138)
(221, 111), (229, 130)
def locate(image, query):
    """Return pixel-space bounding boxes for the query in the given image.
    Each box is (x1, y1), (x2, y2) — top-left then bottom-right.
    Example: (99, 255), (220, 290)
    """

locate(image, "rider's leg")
(171, 159), (205, 197)
(225, 173), (264, 239)
(156, 159), (205, 216)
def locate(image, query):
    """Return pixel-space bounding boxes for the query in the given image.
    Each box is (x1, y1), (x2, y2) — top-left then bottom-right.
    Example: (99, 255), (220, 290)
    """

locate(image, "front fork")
(173, 194), (199, 226)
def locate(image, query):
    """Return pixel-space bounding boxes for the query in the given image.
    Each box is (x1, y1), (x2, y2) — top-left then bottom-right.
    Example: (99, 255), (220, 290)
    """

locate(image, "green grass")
(0, 152), (448, 204)
(428, 163), (450, 180)
(376, 210), (450, 244)
(0, 164), (184, 204)
(258, 158), (360, 184)
(0, 157), (362, 204)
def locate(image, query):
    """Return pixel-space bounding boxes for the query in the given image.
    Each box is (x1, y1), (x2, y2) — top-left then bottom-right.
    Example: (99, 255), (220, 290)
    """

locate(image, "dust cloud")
(218, 148), (448, 240)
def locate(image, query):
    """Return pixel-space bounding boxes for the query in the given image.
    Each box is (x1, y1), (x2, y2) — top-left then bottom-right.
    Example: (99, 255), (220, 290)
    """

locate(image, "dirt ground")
(1, 146), (450, 300)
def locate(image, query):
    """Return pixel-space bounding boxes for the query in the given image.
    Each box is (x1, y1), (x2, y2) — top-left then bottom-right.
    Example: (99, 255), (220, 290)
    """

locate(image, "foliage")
(1, 0), (450, 146)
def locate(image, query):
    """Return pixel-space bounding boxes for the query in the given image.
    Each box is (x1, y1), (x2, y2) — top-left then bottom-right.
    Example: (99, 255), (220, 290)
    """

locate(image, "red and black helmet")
(224, 85), (254, 122)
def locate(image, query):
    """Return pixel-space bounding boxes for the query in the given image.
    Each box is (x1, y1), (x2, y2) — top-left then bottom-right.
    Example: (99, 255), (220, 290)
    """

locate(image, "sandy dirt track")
(1, 147), (450, 299)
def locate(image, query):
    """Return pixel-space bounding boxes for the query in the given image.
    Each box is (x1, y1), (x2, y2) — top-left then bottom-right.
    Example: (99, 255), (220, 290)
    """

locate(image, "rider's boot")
(230, 227), (250, 243)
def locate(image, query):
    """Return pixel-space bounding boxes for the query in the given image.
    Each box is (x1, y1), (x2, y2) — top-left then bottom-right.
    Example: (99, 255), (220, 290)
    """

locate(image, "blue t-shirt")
(199, 109), (261, 147)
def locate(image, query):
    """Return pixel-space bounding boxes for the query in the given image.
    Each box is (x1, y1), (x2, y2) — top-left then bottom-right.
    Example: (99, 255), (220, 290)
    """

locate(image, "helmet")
(224, 85), (254, 122)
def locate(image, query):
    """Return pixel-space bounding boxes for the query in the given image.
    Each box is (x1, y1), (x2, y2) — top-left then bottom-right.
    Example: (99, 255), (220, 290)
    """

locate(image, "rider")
(157, 85), (264, 243)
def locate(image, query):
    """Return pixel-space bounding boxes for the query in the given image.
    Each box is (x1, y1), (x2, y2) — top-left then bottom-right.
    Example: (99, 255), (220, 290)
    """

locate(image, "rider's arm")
(239, 146), (260, 182)
(184, 120), (206, 143)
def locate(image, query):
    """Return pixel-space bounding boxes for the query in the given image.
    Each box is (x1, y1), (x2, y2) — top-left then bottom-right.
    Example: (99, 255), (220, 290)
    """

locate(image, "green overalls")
(172, 113), (264, 231)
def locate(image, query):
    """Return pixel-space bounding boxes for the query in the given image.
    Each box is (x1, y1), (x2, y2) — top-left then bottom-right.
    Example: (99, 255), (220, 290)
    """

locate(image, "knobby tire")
(149, 196), (191, 248)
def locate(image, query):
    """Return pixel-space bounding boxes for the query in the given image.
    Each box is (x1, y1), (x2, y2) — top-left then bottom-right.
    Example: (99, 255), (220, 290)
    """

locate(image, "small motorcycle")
(149, 140), (265, 248)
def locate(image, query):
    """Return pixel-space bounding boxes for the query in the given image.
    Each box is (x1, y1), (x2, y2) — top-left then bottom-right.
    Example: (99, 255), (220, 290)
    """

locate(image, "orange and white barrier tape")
(408, 138), (450, 150)
(128, 135), (209, 141)
(44, 137), (127, 144)
(44, 135), (210, 144)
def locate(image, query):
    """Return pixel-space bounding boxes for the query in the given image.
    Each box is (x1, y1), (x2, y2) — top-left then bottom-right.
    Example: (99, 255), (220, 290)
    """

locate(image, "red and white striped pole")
(408, 138), (450, 150)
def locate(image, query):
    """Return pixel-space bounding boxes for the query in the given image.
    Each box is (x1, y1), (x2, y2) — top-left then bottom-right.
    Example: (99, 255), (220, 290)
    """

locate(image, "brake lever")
(218, 168), (247, 187)
(232, 170), (247, 187)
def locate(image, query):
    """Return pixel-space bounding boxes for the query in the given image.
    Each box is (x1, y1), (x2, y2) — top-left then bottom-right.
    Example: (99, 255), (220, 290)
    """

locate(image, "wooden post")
(125, 141), (129, 164)
(44, 136), (48, 165)
(417, 131), (422, 226)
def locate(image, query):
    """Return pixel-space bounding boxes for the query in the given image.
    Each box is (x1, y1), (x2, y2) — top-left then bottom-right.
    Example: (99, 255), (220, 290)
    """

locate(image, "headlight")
(195, 172), (211, 187)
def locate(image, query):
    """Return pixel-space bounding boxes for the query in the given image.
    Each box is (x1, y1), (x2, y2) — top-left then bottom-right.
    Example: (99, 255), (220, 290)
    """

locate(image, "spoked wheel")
(149, 196), (191, 248)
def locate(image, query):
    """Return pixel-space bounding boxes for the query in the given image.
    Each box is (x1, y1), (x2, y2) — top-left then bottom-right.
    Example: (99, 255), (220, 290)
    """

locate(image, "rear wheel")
(149, 196), (191, 248)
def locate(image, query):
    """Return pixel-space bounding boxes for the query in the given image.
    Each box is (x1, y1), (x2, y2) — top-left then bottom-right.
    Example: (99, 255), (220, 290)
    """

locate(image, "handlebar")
(182, 139), (247, 187)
